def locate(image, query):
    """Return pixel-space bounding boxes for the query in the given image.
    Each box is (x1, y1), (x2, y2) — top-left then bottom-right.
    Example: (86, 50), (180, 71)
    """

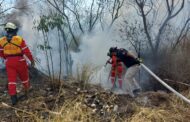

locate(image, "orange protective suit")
(0, 36), (34, 96)
(109, 54), (123, 88)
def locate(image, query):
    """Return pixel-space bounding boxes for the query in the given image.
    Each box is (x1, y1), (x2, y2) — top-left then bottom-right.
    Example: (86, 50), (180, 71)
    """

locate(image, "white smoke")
(71, 30), (128, 68)
(71, 27), (135, 94)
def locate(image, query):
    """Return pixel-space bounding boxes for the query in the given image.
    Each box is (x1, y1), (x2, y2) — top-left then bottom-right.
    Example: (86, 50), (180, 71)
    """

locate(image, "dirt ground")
(0, 68), (190, 122)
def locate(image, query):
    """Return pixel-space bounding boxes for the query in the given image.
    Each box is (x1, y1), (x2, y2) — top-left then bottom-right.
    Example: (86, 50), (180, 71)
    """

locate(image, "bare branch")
(65, 5), (84, 33)
(170, 0), (184, 19)
(135, 0), (141, 7)
(171, 0), (174, 11)
(91, 3), (102, 30)
(109, 0), (124, 28)
(144, 0), (153, 16)
(172, 18), (190, 49)
(111, 0), (117, 20)
(89, 0), (95, 31)
(129, 2), (142, 16)
(166, 0), (171, 15)
(0, 7), (13, 15)
(134, 0), (154, 52)
(154, 0), (185, 52)
(0, 0), (5, 6)
(47, 0), (79, 47)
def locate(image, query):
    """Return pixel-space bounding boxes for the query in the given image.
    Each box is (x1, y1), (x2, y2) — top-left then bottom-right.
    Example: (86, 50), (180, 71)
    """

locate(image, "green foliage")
(37, 41), (52, 51)
(35, 13), (66, 51)
(36, 13), (66, 32)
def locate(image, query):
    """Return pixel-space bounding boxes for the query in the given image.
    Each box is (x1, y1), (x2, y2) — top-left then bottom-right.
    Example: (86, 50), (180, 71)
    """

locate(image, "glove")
(31, 60), (35, 67)
(136, 58), (143, 63)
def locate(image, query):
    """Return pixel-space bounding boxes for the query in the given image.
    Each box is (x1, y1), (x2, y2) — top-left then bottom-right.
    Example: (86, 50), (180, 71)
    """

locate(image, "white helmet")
(4, 22), (17, 30)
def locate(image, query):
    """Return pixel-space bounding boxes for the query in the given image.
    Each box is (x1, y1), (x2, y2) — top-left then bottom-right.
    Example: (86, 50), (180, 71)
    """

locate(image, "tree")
(46, 0), (125, 48)
(36, 15), (55, 83)
(35, 0), (126, 77)
(131, 0), (189, 55)
(120, 20), (147, 57)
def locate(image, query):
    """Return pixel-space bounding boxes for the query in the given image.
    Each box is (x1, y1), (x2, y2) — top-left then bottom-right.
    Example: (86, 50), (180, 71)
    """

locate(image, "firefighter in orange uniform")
(0, 22), (35, 105)
(107, 47), (123, 89)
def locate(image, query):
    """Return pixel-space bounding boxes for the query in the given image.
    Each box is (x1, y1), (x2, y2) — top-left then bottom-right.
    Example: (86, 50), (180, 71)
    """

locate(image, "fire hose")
(141, 63), (190, 105)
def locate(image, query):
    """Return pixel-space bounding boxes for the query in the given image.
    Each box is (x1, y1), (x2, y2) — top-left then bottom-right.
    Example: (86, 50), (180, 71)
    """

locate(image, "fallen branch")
(141, 64), (190, 105)
(1, 102), (37, 118)
(2, 102), (61, 116)
(164, 79), (190, 87)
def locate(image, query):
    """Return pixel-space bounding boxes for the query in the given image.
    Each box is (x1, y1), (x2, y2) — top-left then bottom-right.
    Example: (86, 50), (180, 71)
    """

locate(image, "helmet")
(4, 22), (17, 30)
(109, 47), (117, 53)
(4, 22), (18, 41)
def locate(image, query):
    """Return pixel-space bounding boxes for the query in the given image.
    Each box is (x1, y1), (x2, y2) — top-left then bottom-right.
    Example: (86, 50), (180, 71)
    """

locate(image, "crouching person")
(109, 47), (142, 97)
(117, 48), (142, 97)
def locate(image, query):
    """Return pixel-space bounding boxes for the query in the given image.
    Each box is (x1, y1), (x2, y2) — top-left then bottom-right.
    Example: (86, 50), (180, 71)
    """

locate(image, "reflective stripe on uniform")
(8, 82), (17, 85)
(22, 79), (29, 84)
(111, 77), (115, 80)
(22, 46), (28, 50)
(19, 58), (25, 61)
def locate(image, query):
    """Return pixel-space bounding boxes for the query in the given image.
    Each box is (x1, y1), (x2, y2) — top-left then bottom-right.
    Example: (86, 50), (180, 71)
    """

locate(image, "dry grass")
(158, 41), (190, 85)
(49, 45), (190, 122)
(50, 96), (96, 122)
(2, 89), (189, 122)
(130, 107), (171, 122)
(129, 91), (190, 122)
(75, 63), (99, 89)
(2, 47), (190, 121)
(48, 91), (190, 122)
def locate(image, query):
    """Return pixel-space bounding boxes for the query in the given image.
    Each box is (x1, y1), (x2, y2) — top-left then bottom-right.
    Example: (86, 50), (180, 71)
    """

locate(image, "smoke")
(70, 3), (140, 92)
(5, 0), (30, 28)
(71, 27), (134, 94)
(71, 29), (130, 68)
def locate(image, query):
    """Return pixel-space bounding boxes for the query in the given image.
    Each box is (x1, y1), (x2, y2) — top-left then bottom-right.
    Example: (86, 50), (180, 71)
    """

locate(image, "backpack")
(116, 48), (140, 67)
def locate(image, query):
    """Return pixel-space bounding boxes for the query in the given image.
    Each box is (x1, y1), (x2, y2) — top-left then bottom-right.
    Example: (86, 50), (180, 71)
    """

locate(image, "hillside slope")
(0, 68), (190, 122)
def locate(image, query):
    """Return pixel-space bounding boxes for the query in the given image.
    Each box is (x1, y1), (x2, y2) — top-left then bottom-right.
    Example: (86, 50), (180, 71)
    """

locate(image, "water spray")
(141, 63), (190, 105)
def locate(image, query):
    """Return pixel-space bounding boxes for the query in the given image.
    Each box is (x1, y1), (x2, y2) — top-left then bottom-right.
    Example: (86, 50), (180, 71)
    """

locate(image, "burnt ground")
(0, 67), (190, 122)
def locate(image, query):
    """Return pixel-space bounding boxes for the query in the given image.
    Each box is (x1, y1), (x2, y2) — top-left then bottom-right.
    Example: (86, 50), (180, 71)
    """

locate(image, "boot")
(11, 95), (18, 105)
(133, 88), (141, 97)
(18, 89), (29, 101)
(118, 79), (122, 89)
(24, 89), (29, 97)
(111, 77), (116, 90)
(24, 89), (29, 99)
